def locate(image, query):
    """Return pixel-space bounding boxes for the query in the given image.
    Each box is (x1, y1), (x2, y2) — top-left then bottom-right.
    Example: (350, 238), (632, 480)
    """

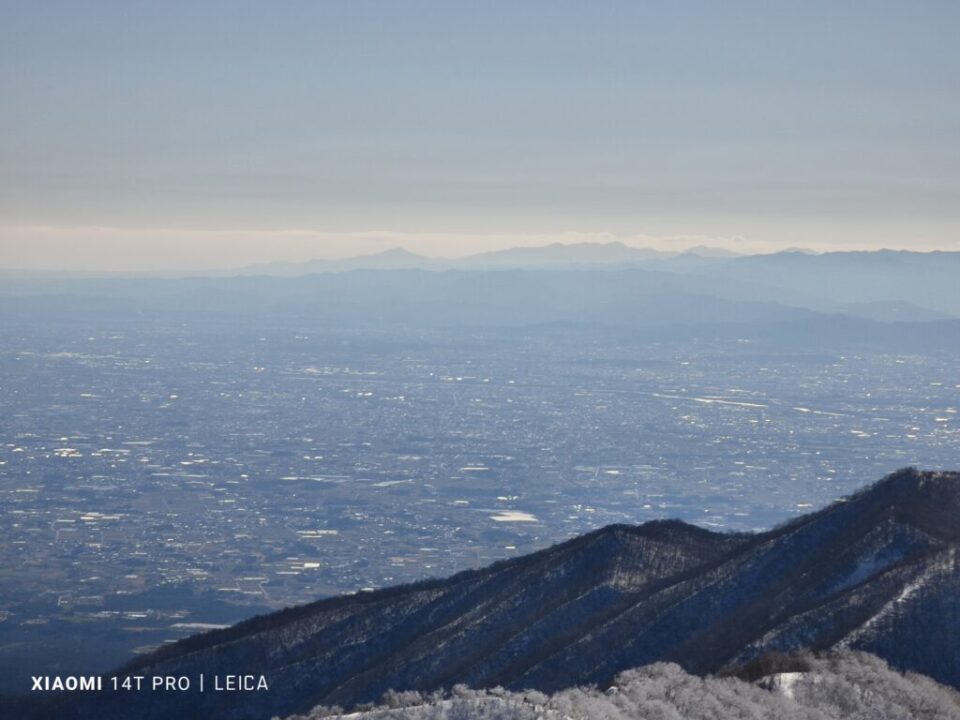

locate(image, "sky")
(1, 1), (958, 271)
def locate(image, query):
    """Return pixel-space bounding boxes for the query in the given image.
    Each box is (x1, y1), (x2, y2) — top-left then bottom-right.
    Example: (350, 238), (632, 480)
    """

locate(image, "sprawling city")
(3, 2), (959, 718)
(1, 303), (957, 691)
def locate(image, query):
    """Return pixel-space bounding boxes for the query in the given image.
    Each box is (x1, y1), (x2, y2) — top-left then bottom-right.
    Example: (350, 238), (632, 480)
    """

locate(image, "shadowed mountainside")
(27, 468), (960, 719)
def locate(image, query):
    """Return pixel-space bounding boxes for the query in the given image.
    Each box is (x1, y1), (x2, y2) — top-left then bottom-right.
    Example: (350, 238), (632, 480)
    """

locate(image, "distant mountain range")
(231, 245), (960, 320)
(28, 468), (960, 720)
(8, 244), (957, 325)
(236, 242), (737, 275)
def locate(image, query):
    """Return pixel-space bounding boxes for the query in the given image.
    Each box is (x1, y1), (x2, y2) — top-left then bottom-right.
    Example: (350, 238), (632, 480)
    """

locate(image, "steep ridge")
(31, 469), (960, 720)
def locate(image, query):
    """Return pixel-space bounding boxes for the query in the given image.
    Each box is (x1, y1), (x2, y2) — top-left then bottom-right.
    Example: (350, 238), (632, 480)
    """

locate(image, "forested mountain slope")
(32, 469), (960, 720)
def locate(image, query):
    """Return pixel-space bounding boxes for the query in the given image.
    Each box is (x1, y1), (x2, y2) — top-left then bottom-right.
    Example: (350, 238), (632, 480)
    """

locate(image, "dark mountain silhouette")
(28, 468), (960, 720)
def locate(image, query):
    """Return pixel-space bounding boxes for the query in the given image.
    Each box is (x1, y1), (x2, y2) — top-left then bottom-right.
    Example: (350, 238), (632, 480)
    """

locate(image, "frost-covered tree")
(286, 651), (960, 720)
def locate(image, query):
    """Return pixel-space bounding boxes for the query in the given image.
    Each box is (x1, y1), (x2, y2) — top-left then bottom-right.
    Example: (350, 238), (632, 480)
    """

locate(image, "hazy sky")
(2, 1), (958, 271)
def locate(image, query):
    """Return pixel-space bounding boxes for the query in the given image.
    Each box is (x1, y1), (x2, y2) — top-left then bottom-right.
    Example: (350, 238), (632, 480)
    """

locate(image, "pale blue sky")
(1, 1), (958, 269)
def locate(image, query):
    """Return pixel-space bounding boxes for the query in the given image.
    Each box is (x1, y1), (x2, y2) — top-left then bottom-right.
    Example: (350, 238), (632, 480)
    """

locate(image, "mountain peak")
(370, 247), (424, 259)
(836, 468), (960, 541)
